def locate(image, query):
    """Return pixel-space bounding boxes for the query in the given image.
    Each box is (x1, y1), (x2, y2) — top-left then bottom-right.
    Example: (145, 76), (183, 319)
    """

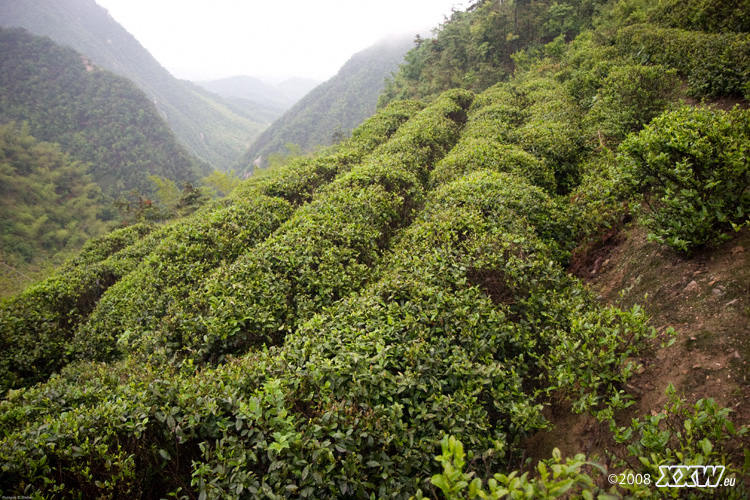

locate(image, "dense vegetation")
(237, 35), (415, 170)
(1, 0), (749, 498)
(0, 0), (268, 170)
(0, 123), (109, 296)
(0, 27), (209, 195)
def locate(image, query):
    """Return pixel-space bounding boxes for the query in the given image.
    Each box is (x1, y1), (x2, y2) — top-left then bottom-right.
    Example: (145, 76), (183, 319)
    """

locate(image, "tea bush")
(583, 64), (679, 144)
(72, 195), (294, 362)
(111, 90), (473, 364)
(610, 384), (749, 497)
(0, 224), (156, 393)
(232, 99), (424, 205)
(512, 78), (585, 194)
(0, 163), (654, 498)
(616, 24), (750, 99)
(415, 387), (749, 499)
(618, 105), (750, 252)
(430, 84), (556, 193)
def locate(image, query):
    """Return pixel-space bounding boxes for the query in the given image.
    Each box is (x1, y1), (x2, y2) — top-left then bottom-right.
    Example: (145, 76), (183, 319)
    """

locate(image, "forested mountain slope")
(0, 27), (208, 195)
(1, 0), (749, 498)
(0, 0), (267, 170)
(0, 27), (211, 297)
(237, 35), (414, 170)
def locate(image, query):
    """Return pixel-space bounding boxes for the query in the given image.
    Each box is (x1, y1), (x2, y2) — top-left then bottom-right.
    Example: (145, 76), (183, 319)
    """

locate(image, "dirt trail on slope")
(523, 224), (750, 466)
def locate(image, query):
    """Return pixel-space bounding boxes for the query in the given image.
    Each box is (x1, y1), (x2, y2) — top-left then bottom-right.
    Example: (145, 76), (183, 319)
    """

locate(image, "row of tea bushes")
(0, 167), (653, 498)
(108, 90), (474, 365)
(72, 195), (295, 362)
(616, 24), (750, 100)
(231, 99), (425, 206)
(187, 169), (652, 497)
(429, 83), (556, 194)
(0, 224), (156, 391)
(0, 100), (427, 394)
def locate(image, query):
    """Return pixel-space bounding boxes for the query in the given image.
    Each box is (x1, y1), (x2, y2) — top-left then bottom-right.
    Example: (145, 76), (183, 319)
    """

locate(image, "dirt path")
(523, 224), (750, 466)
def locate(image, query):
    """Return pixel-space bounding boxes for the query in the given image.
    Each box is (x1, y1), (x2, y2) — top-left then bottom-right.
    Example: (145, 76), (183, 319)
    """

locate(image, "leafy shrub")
(618, 105), (750, 252)
(412, 435), (604, 500)
(610, 384), (749, 497)
(430, 139), (555, 194)
(557, 31), (620, 111)
(0, 224), (156, 393)
(567, 150), (631, 243)
(416, 387), (749, 499)
(72, 195), (294, 362)
(649, 0), (750, 34)
(583, 64), (679, 144)
(231, 99), (425, 205)
(616, 24), (750, 99)
(513, 78), (585, 194)
(115, 90), (473, 364)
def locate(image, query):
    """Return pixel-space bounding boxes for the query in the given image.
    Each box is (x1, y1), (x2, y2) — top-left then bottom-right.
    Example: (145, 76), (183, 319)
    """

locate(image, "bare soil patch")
(522, 223), (750, 467)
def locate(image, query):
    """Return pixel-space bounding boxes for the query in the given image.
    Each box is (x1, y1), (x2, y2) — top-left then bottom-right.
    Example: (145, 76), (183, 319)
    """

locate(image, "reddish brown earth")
(523, 222), (750, 474)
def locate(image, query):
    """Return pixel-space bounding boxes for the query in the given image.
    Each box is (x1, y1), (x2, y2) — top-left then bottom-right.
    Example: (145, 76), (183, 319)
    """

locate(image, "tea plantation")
(1, 0), (749, 497)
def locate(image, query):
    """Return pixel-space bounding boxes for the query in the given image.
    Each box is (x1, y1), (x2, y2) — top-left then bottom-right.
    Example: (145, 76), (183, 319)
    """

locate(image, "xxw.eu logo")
(656, 465), (734, 488)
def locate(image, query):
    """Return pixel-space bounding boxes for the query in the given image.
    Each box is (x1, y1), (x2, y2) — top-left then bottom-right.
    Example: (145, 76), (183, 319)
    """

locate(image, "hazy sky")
(94, 0), (464, 82)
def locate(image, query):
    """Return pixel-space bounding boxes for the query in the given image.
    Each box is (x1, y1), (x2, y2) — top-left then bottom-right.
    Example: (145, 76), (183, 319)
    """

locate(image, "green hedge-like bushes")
(231, 99), (425, 205)
(111, 90), (473, 364)
(583, 63), (679, 143)
(73, 195), (294, 362)
(461, 79), (583, 195)
(429, 82), (558, 193)
(0, 98), (431, 392)
(0, 168), (654, 498)
(513, 78), (584, 194)
(430, 138), (555, 193)
(619, 105), (750, 252)
(616, 24), (750, 99)
(0, 224), (156, 393)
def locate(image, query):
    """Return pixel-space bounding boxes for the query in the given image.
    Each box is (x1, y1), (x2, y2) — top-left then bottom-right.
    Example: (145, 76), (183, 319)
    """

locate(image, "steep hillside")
(237, 35), (415, 169)
(0, 27), (208, 195)
(1, 0), (749, 498)
(0, 0), (267, 170)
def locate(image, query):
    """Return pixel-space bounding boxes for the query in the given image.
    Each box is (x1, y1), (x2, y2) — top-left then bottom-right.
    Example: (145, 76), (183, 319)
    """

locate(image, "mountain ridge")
(0, 0), (267, 170)
(237, 33), (415, 170)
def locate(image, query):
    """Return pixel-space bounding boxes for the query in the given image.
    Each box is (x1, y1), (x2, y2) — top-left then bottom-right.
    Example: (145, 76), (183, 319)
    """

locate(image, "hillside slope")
(0, 0), (267, 170)
(1, 0), (749, 498)
(237, 35), (414, 169)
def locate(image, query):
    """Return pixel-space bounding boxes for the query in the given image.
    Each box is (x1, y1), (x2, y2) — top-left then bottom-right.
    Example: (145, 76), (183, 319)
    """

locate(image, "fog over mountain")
(237, 34), (415, 170)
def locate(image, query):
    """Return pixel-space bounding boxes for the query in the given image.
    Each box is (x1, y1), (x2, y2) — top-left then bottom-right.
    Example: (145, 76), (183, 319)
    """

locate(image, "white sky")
(94, 0), (465, 82)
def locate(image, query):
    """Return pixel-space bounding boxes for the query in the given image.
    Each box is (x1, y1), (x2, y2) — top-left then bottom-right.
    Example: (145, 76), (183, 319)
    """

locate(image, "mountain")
(237, 34), (415, 169)
(0, 27), (208, 195)
(0, 0), (267, 170)
(0, 27), (210, 296)
(1, 0), (749, 497)
(195, 75), (320, 112)
(193, 75), (320, 127)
